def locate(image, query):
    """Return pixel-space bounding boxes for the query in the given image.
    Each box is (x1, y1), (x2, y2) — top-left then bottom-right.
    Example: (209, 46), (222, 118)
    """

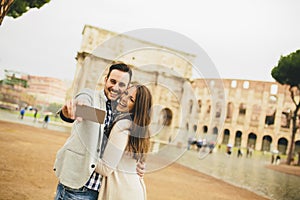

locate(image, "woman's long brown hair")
(126, 84), (152, 162)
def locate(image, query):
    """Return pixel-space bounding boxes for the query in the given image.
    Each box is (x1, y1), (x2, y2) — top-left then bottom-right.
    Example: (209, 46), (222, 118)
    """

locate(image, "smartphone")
(75, 105), (106, 124)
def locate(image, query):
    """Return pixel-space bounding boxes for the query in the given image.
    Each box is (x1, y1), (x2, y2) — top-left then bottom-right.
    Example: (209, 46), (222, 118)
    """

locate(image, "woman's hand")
(136, 161), (146, 178)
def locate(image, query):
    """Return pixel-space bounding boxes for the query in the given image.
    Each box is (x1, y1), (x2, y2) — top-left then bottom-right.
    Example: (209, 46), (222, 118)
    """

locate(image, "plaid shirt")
(85, 100), (113, 191)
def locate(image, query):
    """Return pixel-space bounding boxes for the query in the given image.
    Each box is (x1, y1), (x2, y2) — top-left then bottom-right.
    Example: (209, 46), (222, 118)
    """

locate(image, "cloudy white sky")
(0, 0), (299, 82)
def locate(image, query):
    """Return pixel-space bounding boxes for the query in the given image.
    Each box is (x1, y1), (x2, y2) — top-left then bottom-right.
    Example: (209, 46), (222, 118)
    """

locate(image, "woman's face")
(116, 86), (137, 113)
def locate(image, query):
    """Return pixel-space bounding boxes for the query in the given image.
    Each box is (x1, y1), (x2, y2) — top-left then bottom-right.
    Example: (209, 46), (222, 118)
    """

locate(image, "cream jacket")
(96, 119), (147, 200)
(53, 88), (106, 189)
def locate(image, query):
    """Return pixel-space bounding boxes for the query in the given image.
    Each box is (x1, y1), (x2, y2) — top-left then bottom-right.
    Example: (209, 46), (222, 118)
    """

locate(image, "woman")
(95, 84), (152, 200)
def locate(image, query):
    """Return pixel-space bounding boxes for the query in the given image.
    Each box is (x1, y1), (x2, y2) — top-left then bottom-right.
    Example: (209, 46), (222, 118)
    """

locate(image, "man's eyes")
(118, 83), (126, 87)
(110, 80), (116, 84)
(109, 80), (125, 87)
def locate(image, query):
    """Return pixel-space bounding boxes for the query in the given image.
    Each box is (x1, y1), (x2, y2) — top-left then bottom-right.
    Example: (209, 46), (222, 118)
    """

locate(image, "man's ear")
(104, 76), (108, 83)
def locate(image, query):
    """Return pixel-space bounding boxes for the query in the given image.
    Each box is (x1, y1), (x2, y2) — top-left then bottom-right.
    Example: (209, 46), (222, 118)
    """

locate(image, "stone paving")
(1, 109), (299, 200)
(177, 148), (300, 200)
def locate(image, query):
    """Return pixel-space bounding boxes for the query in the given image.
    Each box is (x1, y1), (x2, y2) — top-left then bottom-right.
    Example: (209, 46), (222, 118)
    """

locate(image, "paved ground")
(0, 120), (269, 200)
(177, 147), (300, 200)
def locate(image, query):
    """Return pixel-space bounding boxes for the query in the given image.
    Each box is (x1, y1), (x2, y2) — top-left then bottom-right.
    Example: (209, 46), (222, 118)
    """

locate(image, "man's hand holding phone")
(61, 99), (77, 120)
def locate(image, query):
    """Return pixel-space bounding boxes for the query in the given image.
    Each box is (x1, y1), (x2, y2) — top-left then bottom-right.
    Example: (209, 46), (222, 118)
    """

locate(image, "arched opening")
(197, 99), (202, 113)
(226, 102), (233, 120)
(234, 131), (242, 147)
(213, 127), (218, 135)
(222, 129), (230, 144)
(278, 137), (288, 154)
(238, 103), (246, 124)
(206, 100), (211, 115)
(193, 125), (197, 133)
(239, 103), (246, 116)
(295, 140), (300, 153)
(247, 133), (257, 148)
(261, 135), (272, 151)
(189, 99), (193, 114)
(156, 107), (174, 142)
(243, 81), (249, 89)
(160, 108), (173, 126)
(265, 106), (276, 126)
(202, 126), (208, 134)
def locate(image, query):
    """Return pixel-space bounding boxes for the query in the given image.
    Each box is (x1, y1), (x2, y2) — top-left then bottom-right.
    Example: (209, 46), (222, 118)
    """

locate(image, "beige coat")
(53, 88), (106, 189)
(96, 119), (147, 200)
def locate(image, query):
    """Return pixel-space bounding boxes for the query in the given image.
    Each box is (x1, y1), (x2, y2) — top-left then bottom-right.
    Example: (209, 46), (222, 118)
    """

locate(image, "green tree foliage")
(0, 70), (34, 107)
(0, 0), (50, 25)
(7, 0), (50, 18)
(272, 50), (300, 87)
(271, 49), (300, 165)
(2, 75), (28, 88)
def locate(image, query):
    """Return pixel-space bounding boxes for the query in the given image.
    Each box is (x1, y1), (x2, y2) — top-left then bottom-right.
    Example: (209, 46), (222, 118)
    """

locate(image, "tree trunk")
(287, 107), (299, 165)
(0, 0), (14, 25)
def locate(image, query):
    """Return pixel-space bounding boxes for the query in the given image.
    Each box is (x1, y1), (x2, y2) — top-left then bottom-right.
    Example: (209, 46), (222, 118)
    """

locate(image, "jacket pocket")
(59, 149), (89, 184)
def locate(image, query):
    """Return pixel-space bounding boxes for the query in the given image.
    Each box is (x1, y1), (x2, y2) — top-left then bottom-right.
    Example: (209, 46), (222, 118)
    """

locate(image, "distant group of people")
(188, 137), (202, 151)
(271, 154), (281, 165)
(227, 145), (254, 158)
(231, 145), (254, 158)
(18, 107), (50, 128)
(19, 107), (38, 120)
(187, 137), (215, 153)
(246, 145), (254, 158)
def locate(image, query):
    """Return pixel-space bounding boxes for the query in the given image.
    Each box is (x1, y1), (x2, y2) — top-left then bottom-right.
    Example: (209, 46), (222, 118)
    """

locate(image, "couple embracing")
(54, 62), (153, 200)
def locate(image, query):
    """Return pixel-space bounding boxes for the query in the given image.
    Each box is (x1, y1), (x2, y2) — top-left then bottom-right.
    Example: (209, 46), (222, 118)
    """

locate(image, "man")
(54, 62), (145, 200)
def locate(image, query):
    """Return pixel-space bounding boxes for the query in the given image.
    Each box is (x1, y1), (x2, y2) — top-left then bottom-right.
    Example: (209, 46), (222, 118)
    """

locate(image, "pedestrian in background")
(43, 115), (49, 128)
(33, 109), (38, 122)
(237, 147), (243, 158)
(19, 108), (25, 119)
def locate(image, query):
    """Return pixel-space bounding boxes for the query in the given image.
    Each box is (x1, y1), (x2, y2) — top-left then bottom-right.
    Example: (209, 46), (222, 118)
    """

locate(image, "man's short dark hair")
(107, 62), (133, 83)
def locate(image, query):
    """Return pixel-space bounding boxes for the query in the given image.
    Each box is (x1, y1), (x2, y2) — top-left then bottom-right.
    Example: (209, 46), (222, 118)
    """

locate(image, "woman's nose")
(121, 94), (129, 102)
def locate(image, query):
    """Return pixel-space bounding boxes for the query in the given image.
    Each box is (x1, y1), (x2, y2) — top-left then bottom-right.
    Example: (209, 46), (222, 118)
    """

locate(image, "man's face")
(104, 69), (130, 101)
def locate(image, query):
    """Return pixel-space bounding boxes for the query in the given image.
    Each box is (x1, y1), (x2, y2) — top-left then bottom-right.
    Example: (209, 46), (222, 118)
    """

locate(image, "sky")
(0, 0), (299, 82)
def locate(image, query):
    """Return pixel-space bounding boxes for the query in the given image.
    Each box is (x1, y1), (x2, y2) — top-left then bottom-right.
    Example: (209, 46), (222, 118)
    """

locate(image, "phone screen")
(75, 105), (106, 124)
